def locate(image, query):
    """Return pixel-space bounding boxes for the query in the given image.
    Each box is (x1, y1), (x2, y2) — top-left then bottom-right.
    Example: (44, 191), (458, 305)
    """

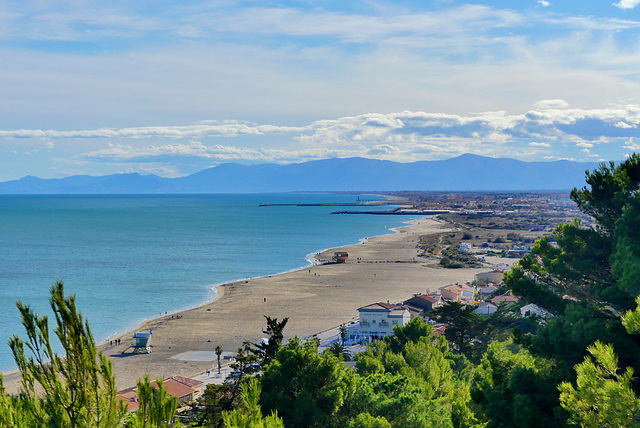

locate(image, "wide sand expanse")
(4, 216), (495, 391)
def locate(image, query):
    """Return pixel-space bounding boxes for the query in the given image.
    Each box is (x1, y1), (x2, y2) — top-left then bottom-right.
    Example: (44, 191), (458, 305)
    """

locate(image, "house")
(357, 302), (411, 342)
(117, 376), (202, 412)
(520, 303), (551, 318)
(403, 293), (442, 313)
(172, 375), (204, 399)
(439, 283), (476, 303)
(474, 269), (505, 285)
(474, 302), (498, 316)
(491, 295), (519, 305)
(459, 243), (472, 252)
(478, 284), (499, 296)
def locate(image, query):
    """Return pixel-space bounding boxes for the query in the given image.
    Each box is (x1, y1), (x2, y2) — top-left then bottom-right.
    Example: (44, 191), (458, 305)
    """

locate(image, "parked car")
(224, 370), (242, 383)
(245, 363), (261, 372)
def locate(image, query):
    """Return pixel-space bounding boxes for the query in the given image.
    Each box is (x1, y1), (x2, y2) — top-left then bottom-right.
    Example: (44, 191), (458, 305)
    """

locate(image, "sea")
(0, 193), (423, 372)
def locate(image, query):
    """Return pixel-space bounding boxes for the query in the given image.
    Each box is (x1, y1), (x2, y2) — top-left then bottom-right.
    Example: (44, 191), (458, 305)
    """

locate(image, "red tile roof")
(150, 379), (194, 399)
(358, 302), (399, 311)
(171, 375), (203, 389)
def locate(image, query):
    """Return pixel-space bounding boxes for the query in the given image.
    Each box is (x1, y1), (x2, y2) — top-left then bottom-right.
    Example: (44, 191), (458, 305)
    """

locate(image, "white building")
(520, 303), (551, 318)
(475, 269), (505, 285)
(459, 242), (472, 252)
(474, 302), (498, 316)
(357, 302), (410, 342)
(439, 283), (476, 303)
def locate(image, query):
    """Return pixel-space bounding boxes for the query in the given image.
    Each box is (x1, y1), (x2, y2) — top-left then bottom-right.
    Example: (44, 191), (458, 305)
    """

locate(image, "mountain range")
(0, 154), (601, 194)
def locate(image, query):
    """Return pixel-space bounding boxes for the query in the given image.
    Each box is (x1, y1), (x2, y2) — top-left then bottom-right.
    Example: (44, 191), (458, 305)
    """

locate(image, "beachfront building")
(333, 251), (349, 263)
(357, 302), (410, 342)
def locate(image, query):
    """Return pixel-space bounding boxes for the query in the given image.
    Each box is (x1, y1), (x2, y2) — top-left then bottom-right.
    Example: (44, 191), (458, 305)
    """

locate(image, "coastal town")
(5, 182), (631, 428)
(102, 195), (572, 413)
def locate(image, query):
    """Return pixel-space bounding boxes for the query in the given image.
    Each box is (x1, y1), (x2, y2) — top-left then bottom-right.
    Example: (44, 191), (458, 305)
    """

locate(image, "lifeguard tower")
(131, 329), (153, 354)
(333, 252), (348, 263)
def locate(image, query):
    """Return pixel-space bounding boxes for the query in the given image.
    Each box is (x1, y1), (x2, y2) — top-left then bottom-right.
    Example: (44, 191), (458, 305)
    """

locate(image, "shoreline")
(3, 215), (491, 392)
(98, 215), (419, 348)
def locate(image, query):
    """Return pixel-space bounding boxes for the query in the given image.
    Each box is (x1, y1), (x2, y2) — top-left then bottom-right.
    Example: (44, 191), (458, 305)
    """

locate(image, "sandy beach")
(4, 216), (496, 391)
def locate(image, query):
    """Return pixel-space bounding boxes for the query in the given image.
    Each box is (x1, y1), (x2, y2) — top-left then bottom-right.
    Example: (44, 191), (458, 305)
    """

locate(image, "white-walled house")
(474, 302), (498, 315)
(440, 283), (476, 303)
(520, 303), (551, 318)
(357, 302), (410, 342)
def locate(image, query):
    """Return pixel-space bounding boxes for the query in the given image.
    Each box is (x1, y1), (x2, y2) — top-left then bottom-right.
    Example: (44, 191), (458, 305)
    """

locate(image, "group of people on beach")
(110, 339), (121, 346)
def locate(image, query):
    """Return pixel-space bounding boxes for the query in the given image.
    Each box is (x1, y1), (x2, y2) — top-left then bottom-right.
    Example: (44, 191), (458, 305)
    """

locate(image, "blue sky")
(1, 0), (640, 180)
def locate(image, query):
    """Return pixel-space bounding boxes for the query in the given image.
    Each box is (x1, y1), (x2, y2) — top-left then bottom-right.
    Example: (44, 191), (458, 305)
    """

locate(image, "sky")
(1, 0), (640, 181)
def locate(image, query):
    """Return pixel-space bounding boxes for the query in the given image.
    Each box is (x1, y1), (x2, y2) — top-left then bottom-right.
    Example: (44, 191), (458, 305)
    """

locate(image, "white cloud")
(613, 0), (640, 10)
(533, 99), (569, 110)
(623, 138), (640, 150)
(3, 104), (639, 161)
(615, 121), (635, 129)
(0, 121), (304, 140)
(538, 1), (551, 7)
(2, 103), (640, 178)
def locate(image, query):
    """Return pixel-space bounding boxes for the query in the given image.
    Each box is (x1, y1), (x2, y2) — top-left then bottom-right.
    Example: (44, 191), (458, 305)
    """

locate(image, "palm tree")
(339, 324), (348, 345)
(215, 345), (223, 374)
(327, 342), (351, 361)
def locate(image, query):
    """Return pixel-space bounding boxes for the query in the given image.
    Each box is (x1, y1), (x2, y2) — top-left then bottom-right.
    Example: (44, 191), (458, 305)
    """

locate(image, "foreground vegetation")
(3, 155), (640, 427)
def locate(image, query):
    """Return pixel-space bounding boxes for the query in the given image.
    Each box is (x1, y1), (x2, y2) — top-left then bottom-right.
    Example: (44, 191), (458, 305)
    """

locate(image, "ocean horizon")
(0, 193), (422, 372)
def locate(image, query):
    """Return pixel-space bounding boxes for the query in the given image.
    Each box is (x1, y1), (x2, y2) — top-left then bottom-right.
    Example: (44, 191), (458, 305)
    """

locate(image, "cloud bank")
(1, 101), (637, 178)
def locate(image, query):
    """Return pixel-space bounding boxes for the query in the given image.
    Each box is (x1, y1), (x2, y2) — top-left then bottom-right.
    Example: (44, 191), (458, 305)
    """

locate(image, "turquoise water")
(0, 193), (422, 372)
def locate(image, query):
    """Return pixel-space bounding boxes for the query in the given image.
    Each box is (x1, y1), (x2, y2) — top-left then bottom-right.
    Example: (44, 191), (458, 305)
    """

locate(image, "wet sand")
(4, 216), (493, 391)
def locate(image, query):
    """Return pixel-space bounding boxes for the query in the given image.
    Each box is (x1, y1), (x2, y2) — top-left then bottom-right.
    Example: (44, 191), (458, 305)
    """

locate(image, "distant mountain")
(0, 155), (601, 194)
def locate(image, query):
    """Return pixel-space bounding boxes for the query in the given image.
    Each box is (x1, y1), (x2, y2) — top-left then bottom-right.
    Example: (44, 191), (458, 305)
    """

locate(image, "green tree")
(506, 155), (640, 315)
(251, 317), (288, 366)
(125, 376), (180, 428)
(230, 343), (259, 383)
(0, 376), (29, 428)
(7, 281), (127, 428)
(345, 412), (391, 428)
(472, 340), (567, 428)
(493, 155), (640, 428)
(558, 341), (640, 428)
(611, 194), (640, 301)
(557, 297), (640, 428)
(260, 337), (358, 428)
(430, 302), (487, 361)
(622, 295), (640, 334)
(325, 342), (351, 361)
(193, 382), (236, 427)
(356, 318), (477, 428)
(215, 346), (223, 375)
(339, 324), (348, 345)
(570, 153), (640, 234)
(222, 378), (284, 428)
